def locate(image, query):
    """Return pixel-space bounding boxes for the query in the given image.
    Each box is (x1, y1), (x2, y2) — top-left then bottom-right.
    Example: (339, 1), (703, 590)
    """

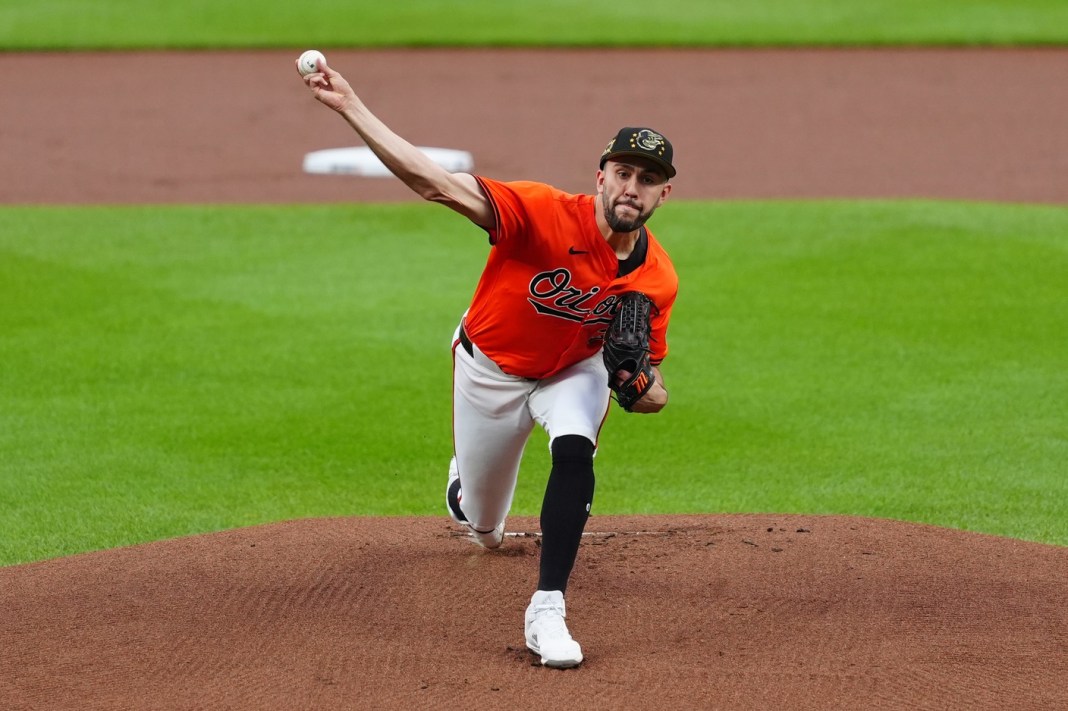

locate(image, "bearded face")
(601, 191), (654, 233)
(597, 158), (670, 234)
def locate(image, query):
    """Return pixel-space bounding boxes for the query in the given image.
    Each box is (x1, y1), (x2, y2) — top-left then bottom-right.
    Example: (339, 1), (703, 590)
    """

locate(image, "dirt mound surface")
(2, 515), (1065, 709)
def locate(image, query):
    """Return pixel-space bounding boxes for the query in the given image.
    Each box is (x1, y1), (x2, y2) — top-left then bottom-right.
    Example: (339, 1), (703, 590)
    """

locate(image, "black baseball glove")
(602, 292), (657, 412)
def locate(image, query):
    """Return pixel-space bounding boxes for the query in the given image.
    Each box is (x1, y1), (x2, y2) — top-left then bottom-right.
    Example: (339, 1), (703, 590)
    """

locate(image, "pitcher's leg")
(451, 343), (535, 534)
(529, 351), (612, 446)
(538, 434), (595, 593)
(527, 353), (612, 576)
(523, 353), (611, 665)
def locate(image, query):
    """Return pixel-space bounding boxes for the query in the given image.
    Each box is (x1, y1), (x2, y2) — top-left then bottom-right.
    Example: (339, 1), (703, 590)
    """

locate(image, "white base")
(302, 146), (474, 177)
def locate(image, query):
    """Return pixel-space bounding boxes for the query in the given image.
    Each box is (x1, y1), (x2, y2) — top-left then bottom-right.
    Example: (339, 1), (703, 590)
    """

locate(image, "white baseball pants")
(450, 322), (611, 532)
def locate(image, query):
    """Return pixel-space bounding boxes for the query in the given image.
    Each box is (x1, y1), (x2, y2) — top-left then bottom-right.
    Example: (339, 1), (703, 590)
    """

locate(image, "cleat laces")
(530, 603), (571, 643)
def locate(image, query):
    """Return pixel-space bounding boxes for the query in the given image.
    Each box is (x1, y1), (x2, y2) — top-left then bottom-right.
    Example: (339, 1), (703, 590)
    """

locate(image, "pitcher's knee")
(551, 434), (594, 465)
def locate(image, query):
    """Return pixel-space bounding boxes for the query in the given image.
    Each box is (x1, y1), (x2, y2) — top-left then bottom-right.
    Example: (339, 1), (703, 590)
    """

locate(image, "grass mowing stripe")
(4, 0), (1068, 49)
(1, 201), (1065, 565)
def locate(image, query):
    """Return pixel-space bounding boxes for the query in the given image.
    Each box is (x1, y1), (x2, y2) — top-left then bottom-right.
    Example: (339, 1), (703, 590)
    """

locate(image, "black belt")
(459, 326), (474, 357)
(458, 326), (533, 380)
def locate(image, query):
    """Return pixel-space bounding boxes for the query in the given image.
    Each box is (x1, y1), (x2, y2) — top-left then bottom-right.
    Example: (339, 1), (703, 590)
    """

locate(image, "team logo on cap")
(632, 129), (666, 156)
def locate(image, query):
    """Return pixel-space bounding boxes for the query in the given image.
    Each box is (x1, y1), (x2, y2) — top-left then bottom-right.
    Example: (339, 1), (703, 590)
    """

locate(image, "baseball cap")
(599, 127), (676, 179)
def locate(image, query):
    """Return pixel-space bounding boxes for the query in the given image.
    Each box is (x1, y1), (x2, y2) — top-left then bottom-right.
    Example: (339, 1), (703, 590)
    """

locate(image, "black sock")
(538, 434), (595, 594)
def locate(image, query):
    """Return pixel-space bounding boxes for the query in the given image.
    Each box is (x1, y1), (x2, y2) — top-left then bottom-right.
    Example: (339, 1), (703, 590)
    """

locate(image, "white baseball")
(297, 50), (326, 76)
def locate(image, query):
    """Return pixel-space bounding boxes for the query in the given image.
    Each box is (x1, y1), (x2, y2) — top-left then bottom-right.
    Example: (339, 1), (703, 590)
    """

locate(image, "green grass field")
(2, 201), (1065, 565)
(2, 1), (1065, 566)
(3, 0), (1068, 49)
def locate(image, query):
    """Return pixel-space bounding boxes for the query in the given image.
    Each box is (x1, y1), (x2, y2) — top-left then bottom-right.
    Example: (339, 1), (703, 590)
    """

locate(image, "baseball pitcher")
(299, 56), (678, 669)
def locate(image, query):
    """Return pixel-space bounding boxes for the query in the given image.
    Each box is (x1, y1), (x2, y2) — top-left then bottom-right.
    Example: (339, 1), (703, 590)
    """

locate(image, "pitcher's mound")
(2, 514), (1065, 709)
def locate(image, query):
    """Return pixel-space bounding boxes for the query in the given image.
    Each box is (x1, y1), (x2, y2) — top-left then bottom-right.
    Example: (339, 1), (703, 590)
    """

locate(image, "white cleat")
(469, 521), (506, 550)
(525, 590), (583, 668)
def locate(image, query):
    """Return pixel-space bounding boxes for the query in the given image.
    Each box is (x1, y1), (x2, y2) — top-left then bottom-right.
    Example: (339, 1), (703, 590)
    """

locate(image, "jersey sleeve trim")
(474, 175), (503, 245)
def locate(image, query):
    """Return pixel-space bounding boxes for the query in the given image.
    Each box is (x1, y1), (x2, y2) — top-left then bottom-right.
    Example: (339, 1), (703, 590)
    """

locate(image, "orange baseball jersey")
(462, 177), (678, 380)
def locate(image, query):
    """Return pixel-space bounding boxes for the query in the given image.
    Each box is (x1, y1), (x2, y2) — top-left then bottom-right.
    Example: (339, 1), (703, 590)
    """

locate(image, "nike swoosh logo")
(568, 247), (589, 255)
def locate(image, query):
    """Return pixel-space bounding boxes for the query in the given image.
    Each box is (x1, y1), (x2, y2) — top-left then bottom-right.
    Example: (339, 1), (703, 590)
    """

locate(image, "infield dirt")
(2, 48), (1067, 204)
